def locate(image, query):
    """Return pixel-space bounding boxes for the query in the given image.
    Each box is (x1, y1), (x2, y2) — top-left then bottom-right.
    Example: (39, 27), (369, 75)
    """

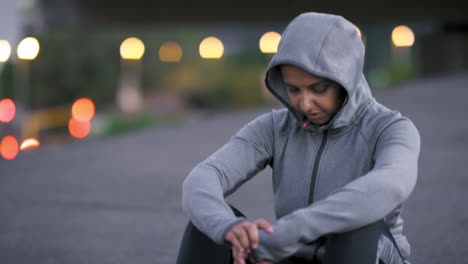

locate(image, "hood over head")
(265, 12), (373, 132)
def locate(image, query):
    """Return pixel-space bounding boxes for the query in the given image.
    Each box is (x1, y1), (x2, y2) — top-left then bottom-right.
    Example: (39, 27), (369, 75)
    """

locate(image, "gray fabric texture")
(377, 235), (407, 264)
(182, 12), (420, 263)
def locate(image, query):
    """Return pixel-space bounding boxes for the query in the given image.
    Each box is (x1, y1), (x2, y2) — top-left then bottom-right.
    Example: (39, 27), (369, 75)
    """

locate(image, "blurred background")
(1, 0), (467, 148)
(1, 0), (467, 263)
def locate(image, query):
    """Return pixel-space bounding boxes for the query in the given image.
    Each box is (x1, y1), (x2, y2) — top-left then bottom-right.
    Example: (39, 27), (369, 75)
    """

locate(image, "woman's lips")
(307, 113), (322, 120)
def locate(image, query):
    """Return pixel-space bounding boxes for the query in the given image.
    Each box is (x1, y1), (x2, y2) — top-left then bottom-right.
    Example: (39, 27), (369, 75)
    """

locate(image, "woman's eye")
(287, 87), (300, 94)
(311, 82), (330, 93)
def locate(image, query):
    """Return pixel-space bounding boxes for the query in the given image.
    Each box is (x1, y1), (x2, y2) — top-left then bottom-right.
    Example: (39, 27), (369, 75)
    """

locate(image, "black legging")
(176, 206), (403, 264)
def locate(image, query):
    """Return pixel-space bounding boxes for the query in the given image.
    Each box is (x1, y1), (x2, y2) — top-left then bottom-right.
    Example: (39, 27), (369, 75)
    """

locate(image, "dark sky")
(74, 0), (466, 25)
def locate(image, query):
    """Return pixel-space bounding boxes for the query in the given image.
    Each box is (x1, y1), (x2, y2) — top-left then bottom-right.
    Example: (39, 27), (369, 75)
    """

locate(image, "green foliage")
(184, 87), (233, 109)
(101, 112), (186, 136)
(181, 55), (268, 109)
(11, 27), (271, 113)
(388, 60), (417, 84)
(28, 31), (120, 109)
(222, 62), (265, 107)
(104, 113), (156, 136)
(368, 59), (417, 88)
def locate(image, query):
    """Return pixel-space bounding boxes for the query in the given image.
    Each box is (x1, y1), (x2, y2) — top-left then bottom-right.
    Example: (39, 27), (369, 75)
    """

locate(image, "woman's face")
(281, 65), (346, 126)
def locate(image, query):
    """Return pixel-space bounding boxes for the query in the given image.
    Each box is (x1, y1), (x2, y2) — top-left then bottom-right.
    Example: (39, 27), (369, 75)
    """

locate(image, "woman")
(178, 12), (420, 264)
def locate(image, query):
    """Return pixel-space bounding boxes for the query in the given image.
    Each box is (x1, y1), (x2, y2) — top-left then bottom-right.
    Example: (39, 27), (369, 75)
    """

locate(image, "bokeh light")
(259, 32), (281, 54)
(120, 37), (145, 60)
(20, 138), (40, 150)
(0, 40), (12, 62)
(355, 26), (362, 37)
(159, 41), (183, 62)
(0, 98), (16, 123)
(392, 25), (415, 47)
(1, 136), (19, 160)
(355, 26), (366, 45)
(68, 118), (91, 139)
(199, 37), (224, 59)
(17, 37), (40, 60)
(71, 98), (95, 122)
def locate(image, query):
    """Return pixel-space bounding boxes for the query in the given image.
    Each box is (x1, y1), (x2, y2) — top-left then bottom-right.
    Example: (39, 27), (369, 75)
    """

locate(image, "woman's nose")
(299, 93), (316, 112)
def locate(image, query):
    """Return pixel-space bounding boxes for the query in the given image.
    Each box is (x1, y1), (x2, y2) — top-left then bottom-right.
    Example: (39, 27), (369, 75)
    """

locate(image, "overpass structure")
(75, 0), (466, 25)
(2, 0), (467, 75)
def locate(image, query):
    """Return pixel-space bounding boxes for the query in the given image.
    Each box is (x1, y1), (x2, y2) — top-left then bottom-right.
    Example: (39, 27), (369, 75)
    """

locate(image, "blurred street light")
(118, 37), (144, 115)
(0, 98), (16, 123)
(199, 37), (224, 59)
(20, 138), (40, 151)
(354, 26), (366, 45)
(120, 37), (145, 60)
(392, 25), (415, 47)
(0, 40), (11, 62)
(390, 25), (415, 83)
(72, 98), (95, 122)
(68, 117), (91, 139)
(17, 37), (40, 60)
(0, 135), (19, 160)
(159, 41), (183, 62)
(355, 26), (362, 37)
(15, 37), (40, 118)
(259, 32), (281, 54)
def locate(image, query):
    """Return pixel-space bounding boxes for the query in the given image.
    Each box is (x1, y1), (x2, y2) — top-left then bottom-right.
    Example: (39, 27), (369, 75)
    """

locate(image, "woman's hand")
(224, 219), (274, 264)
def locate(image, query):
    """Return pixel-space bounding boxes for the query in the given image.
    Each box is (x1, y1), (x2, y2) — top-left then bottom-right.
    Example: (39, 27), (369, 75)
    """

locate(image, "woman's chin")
(309, 119), (326, 125)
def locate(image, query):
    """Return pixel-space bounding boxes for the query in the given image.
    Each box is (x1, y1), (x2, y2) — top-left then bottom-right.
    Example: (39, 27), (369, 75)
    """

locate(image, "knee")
(322, 220), (387, 263)
(328, 220), (387, 245)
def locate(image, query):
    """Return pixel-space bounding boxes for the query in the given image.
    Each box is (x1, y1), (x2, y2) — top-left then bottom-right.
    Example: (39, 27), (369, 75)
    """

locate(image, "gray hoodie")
(182, 12), (420, 262)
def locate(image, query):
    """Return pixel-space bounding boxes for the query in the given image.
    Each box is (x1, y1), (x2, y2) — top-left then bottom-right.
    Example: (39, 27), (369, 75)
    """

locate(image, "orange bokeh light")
(1, 136), (19, 160)
(68, 118), (91, 139)
(20, 138), (40, 150)
(0, 98), (16, 123)
(71, 98), (95, 122)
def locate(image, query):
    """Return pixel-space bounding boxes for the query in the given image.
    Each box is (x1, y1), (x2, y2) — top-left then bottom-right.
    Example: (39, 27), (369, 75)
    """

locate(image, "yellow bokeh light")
(0, 40), (12, 62)
(355, 26), (362, 37)
(159, 41), (183, 62)
(355, 26), (366, 45)
(120, 37), (145, 60)
(259, 32), (281, 54)
(17, 37), (40, 60)
(20, 138), (40, 151)
(199, 37), (224, 59)
(391, 25), (415, 47)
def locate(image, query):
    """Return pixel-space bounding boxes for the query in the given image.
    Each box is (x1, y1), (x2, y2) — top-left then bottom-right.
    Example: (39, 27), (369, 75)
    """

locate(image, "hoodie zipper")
(308, 130), (328, 205)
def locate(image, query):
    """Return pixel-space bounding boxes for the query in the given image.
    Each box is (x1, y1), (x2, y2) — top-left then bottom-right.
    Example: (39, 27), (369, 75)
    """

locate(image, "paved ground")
(1, 72), (467, 264)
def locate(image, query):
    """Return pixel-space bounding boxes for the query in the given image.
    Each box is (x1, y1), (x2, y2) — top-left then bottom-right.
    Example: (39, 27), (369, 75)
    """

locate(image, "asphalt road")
(1, 72), (467, 264)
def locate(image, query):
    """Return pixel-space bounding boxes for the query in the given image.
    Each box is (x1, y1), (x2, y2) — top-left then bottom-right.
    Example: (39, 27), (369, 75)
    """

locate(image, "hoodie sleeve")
(182, 112), (274, 244)
(251, 118), (420, 262)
